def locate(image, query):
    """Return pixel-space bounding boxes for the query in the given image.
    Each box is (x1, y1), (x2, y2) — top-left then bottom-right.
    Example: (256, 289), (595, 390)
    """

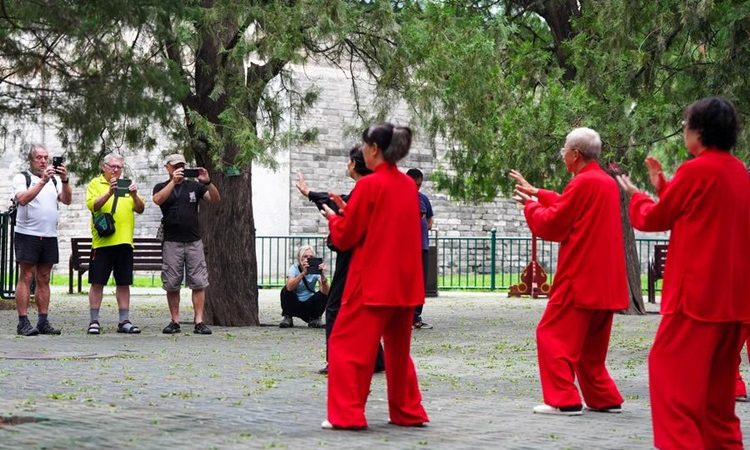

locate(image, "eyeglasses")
(559, 147), (580, 158)
(105, 163), (123, 171)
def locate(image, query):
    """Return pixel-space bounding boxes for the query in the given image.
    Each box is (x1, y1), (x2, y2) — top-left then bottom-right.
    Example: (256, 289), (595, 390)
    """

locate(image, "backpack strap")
(23, 171), (57, 192)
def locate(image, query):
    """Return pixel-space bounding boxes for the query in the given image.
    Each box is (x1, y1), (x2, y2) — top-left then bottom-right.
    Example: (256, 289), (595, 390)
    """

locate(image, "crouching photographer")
(280, 245), (328, 328)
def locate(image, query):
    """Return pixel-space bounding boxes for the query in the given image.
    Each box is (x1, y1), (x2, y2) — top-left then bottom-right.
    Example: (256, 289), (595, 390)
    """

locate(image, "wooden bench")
(647, 244), (668, 304)
(68, 237), (163, 293)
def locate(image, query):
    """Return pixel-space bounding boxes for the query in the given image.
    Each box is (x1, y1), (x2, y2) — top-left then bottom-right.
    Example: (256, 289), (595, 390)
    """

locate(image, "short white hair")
(296, 245), (315, 262)
(565, 127), (601, 160)
(101, 153), (125, 169)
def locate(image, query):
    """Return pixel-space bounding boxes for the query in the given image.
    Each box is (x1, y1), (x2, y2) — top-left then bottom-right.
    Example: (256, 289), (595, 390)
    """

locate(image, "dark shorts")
(88, 244), (134, 286)
(14, 232), (59, 265)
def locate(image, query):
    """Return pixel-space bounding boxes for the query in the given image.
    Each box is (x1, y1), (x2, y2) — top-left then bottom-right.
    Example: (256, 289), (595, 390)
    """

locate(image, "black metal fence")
(0, 211), (17, 299)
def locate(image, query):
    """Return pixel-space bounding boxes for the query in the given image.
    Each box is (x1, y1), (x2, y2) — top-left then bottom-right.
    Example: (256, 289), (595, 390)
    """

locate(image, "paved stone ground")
(0, 289), (748, 449)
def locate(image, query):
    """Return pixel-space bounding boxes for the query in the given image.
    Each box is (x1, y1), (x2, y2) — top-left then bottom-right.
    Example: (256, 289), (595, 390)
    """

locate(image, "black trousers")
(325, 250), (384, 370)
(280, 288), (327, 323)
(414, 249), (429, 321)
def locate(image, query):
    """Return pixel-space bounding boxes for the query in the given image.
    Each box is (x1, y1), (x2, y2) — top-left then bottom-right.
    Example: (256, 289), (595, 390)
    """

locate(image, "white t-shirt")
(13, 172), (60, 237)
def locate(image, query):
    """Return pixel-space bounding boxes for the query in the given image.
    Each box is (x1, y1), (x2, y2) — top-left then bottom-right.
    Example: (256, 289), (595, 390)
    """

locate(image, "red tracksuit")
(524, 161), (629, 409)
(327, 162), (429, 428)
(629, 149), (750, 449)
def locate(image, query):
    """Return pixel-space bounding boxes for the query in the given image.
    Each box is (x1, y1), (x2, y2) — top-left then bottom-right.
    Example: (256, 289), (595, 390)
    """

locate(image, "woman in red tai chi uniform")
(321, 122), (429, 430)
(618, 96), (750, 449)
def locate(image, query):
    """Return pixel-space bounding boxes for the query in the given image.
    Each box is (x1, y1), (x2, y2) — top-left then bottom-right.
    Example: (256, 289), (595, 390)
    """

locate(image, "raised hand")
(329, 192), (347, 211)
(616, 174), (639, 198)
(295, 171), (310, 197)
(197, 167), (210, 185)
(509, 169), (539, 196)
(645, 156), (667, 192)
(512, 188), (533, 205)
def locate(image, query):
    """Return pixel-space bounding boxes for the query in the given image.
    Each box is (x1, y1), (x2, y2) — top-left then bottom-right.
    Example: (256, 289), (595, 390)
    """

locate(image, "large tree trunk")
(200, 167), (260, 326)
(613, 171), (646, 315)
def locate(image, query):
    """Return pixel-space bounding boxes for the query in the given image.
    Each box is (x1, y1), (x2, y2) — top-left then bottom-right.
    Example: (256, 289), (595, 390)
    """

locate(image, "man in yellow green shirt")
(85, 153), (145, 334)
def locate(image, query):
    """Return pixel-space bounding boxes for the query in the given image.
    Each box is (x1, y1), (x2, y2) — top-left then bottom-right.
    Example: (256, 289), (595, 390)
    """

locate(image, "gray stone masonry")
(0, 289), (748, 449)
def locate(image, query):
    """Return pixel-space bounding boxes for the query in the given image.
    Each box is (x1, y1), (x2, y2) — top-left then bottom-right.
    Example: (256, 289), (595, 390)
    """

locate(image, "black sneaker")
(308, 317), (324, 328)
(413, 320), (433, 330)
(162, 321), (181, 334)
(279, 315), (293, 328)
(17, 322), (39, 336)
(37, 321), (61, 335)
(194, 322), (212, 335)
(318, 365), (329, 375)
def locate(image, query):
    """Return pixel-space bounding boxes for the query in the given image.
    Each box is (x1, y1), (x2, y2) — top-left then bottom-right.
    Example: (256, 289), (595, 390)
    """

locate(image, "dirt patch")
(0, 299), (15, 310)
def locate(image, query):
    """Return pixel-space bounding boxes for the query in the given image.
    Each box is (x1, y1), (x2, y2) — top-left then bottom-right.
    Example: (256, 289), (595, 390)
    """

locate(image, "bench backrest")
(652, 244), (668, 278)
(70, 237), (163, 270)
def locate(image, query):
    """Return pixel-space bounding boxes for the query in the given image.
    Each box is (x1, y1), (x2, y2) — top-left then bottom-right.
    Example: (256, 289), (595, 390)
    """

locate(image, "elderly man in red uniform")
(618, 96), (750, 449)
(321, 122), (429, 429)
(511, 127), (628, 416)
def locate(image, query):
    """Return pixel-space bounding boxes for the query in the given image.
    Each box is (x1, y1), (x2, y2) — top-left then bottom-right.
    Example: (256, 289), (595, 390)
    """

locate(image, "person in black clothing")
(296, 146), (385, 374)
(152, 154), (220, 335)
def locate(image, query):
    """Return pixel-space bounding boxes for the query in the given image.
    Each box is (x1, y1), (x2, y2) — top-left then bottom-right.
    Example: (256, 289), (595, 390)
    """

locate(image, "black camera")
(52, 156), (64, 168)
(306, 257), (323, 275)
(183, 168), (200, 178)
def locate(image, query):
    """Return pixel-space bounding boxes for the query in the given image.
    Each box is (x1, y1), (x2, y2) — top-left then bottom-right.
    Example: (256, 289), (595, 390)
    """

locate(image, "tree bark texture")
(200, 168), (260, 326)
(608, 169), (646, 315)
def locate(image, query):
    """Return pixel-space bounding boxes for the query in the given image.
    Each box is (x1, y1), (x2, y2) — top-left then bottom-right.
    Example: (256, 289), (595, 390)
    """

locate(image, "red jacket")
(524, 161), (629, 310)
(629, 149), (750, 322)
(328, 163), (424, 307)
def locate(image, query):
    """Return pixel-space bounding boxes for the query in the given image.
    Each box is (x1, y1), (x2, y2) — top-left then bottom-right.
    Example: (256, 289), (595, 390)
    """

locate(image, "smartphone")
(183, 168), (200, 178)
(307, 257), (323, 275)
(52, 156), (64, 168)
(116, 178), (131, 196)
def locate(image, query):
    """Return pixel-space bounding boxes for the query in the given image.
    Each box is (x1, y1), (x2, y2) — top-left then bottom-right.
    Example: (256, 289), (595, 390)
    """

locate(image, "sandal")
(117, 320), (141, 334)
(87, 321), (101, 335)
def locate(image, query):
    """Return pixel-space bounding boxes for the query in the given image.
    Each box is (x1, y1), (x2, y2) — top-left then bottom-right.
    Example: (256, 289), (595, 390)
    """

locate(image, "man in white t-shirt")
(13, 143), (72, 336)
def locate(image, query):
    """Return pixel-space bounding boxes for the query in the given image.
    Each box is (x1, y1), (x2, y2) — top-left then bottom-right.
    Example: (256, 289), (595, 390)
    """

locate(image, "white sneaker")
(533, 404), (583, 416)
(321, 420), (334, 429)
(585, 404), (622, 413)
(737, 396), (748, 403)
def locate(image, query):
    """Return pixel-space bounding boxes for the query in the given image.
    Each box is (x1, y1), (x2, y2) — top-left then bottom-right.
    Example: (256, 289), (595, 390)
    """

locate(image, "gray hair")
(101, 153), (125, 169)
(565, 127), (601, 160)
(296, 244), (315, 263)
(24, 143), (47, 162)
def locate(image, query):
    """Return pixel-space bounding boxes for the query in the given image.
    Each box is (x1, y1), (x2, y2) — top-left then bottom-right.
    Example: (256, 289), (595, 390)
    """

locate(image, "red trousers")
(649, 313), (743, 450)
(536, 294), (622, 408)
(327, 298), (428, 428)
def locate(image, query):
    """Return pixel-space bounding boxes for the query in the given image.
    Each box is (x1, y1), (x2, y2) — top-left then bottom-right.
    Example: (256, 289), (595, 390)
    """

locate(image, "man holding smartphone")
(85, 153), (146, 334)
(12, 144), (72, 336)
(153, 154), (220, 335)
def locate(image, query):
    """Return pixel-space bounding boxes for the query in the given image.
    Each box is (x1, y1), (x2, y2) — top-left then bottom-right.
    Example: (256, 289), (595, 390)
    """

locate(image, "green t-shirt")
(86, 175), (143, 249)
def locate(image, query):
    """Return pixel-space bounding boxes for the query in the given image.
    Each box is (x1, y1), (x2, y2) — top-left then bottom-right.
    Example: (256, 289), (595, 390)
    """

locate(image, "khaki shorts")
(161, 240), (209, 291)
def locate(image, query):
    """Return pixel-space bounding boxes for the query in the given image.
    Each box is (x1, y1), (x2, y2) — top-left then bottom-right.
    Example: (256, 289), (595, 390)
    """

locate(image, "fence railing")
(255, 231), (669, 292)
(1, 212), (17, 299)
(0, 209), (668, 296)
